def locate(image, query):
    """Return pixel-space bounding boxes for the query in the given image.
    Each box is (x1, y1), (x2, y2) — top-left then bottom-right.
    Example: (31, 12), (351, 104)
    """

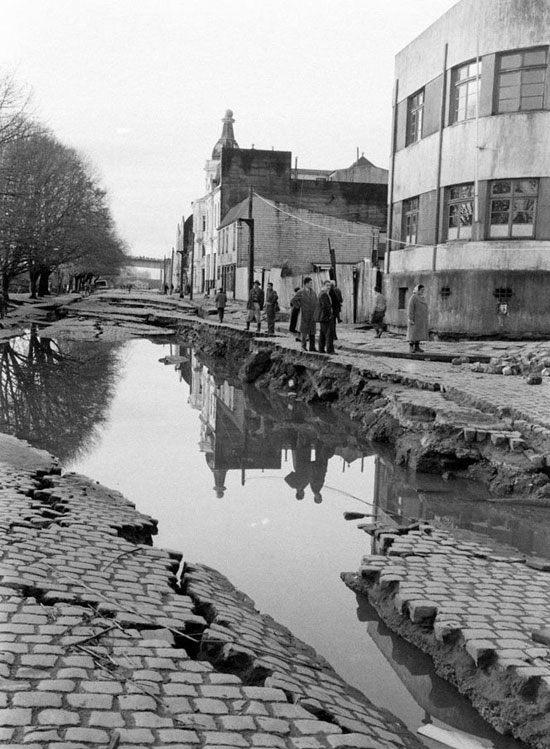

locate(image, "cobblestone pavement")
(343, 524), (550, 747)
(0, 458), (422, 748)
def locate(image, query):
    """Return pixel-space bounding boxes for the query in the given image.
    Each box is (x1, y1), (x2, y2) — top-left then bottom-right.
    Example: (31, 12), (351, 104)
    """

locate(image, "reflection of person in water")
(284, 438), (333, 502)
(284, 438), (311, 500)
(310, 443), (333, 503)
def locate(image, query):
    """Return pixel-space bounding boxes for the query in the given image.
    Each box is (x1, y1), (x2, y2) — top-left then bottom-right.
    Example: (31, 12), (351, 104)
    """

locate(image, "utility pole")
(189, 227), (194, 300)
(246, 186), (254, 289)
(170, 246), (175, 294)
(328, 238), (337, 285)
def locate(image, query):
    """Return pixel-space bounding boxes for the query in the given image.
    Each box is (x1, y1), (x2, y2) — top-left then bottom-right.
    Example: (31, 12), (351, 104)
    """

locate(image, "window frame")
(403, 196), (420, 245)
(488, 178), (539, 239)
(406, 89), (424, 146)
(494, 46), (548, 114)
(449, 59), (482, 124)
(446, 183), (474, 241)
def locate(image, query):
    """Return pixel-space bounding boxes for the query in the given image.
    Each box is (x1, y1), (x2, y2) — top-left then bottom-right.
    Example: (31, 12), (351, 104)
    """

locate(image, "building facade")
(385, 0), (550, 337)
(192, 110), (239, 294)
(218, 194), (378, 302)
(192, 111), (388, 296)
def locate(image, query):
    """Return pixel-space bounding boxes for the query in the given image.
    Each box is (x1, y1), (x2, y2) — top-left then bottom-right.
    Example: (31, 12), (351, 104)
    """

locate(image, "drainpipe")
(386, 78), (399, 275)
(474, 12), (481, 229)
(433, 42), (449, 272)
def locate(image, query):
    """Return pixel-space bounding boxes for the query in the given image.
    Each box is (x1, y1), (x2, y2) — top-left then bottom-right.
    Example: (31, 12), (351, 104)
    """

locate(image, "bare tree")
(0, 131), (127, 298)
(0, 72), (34, 148)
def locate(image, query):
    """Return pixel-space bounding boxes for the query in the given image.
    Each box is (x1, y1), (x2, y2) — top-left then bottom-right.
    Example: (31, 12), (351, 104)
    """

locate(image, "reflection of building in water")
(187, 352), (280, 497)
(373, 455), (550, 558)
(182, 351), (376, 500)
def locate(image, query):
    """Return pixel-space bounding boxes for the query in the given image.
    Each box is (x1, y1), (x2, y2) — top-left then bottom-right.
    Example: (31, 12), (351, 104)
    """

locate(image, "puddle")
(0, 331), (536, 747)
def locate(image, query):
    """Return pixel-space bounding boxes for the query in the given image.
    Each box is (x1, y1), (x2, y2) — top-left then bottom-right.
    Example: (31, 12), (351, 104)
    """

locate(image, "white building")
(192, 110), (238, 294)
(385, 0), (550, 337)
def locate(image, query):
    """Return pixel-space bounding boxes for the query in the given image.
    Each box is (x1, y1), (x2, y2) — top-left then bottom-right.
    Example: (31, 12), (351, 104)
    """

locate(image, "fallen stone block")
(465, 639), (496, 666)
(532, 628), (550, 647)
(408, 600), (438, 624)
(526, 557), (550, 572)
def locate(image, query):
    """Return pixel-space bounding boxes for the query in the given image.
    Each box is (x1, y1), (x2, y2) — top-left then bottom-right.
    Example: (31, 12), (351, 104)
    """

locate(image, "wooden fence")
(267, 261), (377, 324)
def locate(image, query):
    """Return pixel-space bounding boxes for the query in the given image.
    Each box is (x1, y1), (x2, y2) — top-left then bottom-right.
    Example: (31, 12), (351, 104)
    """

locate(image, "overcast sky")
(1, 0), (457, 258)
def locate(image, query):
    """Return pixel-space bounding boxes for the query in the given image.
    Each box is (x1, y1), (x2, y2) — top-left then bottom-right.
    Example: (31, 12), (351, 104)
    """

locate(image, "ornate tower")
(212, 109), (239, 159)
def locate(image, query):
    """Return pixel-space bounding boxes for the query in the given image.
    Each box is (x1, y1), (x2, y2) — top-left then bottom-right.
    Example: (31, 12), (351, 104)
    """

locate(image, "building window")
(447, 183), (474, 240)
(440, 286), (451, 298)
(403, 197), (419, 245)
(496, 47), (547, 113)
(489, 179), (538, 238)
(406, 89), (424, 145)
(398, 287), (408, 310)
(450, 60), (481, 123)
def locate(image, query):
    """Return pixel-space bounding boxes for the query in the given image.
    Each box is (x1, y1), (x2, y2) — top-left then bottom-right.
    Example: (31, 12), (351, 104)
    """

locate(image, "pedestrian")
(407, 284), (429, 353)
(371, 289), (387, 338)
(289, 286), (301, 335)
(284, 436), (312, 501)
(317, 280), (334, 354)
(245, 280), (265, 333)
(297, 277), (318, 351)
(215, 287), (227, 323)
(329, 280), (343, 340)
(265, 282), (279, 336)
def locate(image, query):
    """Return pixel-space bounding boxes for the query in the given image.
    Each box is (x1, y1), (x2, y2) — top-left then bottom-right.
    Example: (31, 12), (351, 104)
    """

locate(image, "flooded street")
(2, 331), (547, 747)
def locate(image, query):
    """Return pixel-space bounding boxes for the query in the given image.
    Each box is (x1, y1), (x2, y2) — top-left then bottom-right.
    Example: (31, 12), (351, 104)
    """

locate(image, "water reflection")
(180, 348), (372, 503)
(355, 594), (521, 749)
(0, 327), (122, 462)
(373, 456), (550, 559)
(168, 343), (550, 560)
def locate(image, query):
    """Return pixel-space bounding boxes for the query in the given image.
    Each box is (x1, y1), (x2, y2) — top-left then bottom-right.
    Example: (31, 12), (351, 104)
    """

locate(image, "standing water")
(2, 331), (543, 748)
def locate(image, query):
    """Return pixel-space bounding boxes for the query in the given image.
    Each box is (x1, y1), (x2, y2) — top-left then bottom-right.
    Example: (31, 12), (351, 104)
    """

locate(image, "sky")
(0, 0), (458, 258)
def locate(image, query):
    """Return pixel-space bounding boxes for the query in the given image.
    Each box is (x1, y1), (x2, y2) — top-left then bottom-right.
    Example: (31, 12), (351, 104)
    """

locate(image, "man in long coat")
(265, 282), (279, 336)
(329, 280), (343, 340)
(246, 281), (264, 333)
(407, 284), (429, 353)
(317, 279), (334, 354)
(294, 277), (318, 352)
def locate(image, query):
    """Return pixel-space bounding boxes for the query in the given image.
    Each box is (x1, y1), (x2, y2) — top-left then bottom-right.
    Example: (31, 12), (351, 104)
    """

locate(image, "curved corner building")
(385, 0), (550, 337)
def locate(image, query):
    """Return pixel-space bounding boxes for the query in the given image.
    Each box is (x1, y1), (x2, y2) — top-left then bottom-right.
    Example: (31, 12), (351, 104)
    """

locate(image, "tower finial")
(212, 110), (239, 159)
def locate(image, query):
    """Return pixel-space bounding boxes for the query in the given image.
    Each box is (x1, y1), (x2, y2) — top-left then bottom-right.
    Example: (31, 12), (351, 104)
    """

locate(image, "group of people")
(236, 276), (343, 354)
(288, 277), (342, 354)
(214, 278), (429, 355)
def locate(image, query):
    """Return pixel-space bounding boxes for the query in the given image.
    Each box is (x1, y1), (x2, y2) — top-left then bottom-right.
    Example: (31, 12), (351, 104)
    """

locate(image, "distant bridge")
(125, 255), (168, 270)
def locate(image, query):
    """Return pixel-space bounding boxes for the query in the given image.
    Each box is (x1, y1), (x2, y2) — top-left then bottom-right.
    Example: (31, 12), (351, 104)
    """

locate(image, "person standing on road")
(245, 280), (264, 333)
(329, 280), (343, 341)
(407, 284), (429, 353)
(371, 290), (387, 338)
(298, 277), (318, 352)
(215, 287), (227, 323)
(289, 286), (301, 336)
(317, 280), (335, 354)
(265, 282), (279, 336)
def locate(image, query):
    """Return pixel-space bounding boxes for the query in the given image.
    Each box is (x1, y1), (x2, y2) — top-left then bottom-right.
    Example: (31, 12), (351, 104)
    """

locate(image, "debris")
(417, 723), (492, 749)
(343, 511), (369, 521)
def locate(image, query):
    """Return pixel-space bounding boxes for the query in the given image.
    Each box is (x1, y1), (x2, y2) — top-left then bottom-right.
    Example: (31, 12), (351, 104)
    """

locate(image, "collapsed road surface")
(0, 436), (422, 748)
